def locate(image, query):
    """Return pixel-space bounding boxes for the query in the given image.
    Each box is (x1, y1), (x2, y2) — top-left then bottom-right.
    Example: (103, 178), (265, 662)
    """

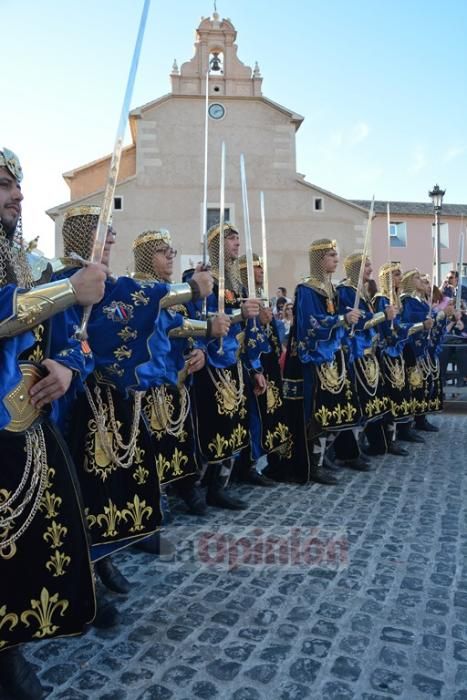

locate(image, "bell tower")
(170, 12), (263, 97)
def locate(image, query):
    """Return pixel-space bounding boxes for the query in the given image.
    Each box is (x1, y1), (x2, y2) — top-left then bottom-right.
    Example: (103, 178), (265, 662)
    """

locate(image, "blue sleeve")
(296, 285), (343, 364)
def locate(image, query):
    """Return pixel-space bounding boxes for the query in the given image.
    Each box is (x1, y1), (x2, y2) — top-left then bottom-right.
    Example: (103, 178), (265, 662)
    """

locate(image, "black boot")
(242, 468), (275, 487)
(92, 586), (120, 629)
(336, 456), (372, 471)
(0, 647), (49, 700)
(133, 531), (175, 556)
(206, 465), (247, 510)
(95, 556), (131, 595)
(310, 466), (338, 485)
(388, 442), (409, 456)
(414, 415), (439, 432)
(397, 423), (425, 443)
(176, 483), (207, 515)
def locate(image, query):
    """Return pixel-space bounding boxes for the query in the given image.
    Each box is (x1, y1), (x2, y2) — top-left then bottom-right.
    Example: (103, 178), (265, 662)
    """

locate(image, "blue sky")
(2, 0), (466, 255)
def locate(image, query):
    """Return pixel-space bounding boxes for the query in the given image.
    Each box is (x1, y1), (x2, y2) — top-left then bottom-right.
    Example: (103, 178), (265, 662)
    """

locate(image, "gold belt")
(3, 363), (44, 433)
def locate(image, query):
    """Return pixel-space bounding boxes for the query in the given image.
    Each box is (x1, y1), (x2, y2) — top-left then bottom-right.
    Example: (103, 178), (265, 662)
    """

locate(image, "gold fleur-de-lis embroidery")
(32, 324), (44, 342)
(85, 509), (97, 529)
(265, 431), (275, 451)
(275, 422), (291, 443)
(131, 290), (149, 306)
(118, 327), (138, 342)
(208, 434), (229, 459)
(266, 381), (282, 413)
(43, 467), (56, 490)
(114, 345), (132, 361)
(121, 495), (153, 532)
(229, 424), (247, 450)
(315, 405), (333, 427)
(343, 403), (357, 422)
(155, 453), (171, 481)
(171, 448), (188, 476)
(43, 521), (68, 549)
(39, 492), (62, 520)
(0, 605), (19, 649)
(20, 588), (69, 639)
(46, 551), (71, 577)
(133, 465), (149, 485)
(96, 500), (122, 538)
(332, 404), (345, 424)
(28, 346), (44, 363)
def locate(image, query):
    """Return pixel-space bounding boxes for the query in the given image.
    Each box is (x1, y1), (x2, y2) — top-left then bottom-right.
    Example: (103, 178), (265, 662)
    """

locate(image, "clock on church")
(208, 103), (225, 120)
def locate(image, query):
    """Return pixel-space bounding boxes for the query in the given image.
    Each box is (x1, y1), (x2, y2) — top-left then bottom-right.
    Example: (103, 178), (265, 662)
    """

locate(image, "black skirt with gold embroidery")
(191, 361), (249, 464)
(142, 384), (199, 486)
(0, 420), (95, 650)
(351, 352), (390, 423)
(380, 353), (413, 420)
(67, 378), (162, 551)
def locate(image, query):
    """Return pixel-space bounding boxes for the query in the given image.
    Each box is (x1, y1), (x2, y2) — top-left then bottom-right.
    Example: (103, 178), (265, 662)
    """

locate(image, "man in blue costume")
(0, 148), (107, 699)
(281, 239), (362, 484)
(56, 207), (214, 603)
(187, 223), (261, 510)
(237, 253), (289, 486)
(369, 262), (415, 454)
(132, 228), (230, 516)
(337, 253), (397, 461)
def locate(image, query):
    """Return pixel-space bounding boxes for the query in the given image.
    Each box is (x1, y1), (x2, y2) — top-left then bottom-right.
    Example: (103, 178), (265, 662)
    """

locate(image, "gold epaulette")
(168, 318), (208, 338)
(159, 283), (193, 309)
(0, 279), (77, 338)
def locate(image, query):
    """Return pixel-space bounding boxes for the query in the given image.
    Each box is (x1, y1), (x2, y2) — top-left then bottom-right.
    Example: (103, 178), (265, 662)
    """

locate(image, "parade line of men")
(0, 147), (464, 700)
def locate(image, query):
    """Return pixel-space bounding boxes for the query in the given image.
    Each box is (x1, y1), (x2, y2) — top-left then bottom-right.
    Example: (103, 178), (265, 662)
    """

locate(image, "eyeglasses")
(157, 247), (177, 260)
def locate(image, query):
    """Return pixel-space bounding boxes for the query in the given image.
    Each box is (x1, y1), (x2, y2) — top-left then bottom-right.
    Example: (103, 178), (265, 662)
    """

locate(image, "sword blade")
(218, 142), (226, 315)
(240, 154), (255, 297)
(260, 191), (269, 301)
(78, 0), (151, 338)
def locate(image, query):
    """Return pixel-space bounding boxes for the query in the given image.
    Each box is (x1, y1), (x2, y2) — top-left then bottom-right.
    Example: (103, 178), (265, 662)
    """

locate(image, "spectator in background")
(282, 302), (294, 348)
(442, 270), (458, 299)
(272, 286), (291, 313)
(275, 296), (288, 318)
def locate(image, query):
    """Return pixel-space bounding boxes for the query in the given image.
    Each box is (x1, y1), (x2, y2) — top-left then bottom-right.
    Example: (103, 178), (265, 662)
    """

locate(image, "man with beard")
(0, 147), (106, 699)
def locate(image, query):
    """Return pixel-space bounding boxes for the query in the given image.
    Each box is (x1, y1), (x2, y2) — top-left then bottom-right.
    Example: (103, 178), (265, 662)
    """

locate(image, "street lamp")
(429, 183), (446, 286)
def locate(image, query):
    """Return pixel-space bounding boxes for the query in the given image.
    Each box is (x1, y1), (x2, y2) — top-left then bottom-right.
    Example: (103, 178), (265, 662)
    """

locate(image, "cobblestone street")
(8, 413), (467, 700)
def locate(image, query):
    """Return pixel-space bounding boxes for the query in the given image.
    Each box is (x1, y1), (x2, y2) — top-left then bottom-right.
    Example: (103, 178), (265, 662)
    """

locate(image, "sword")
(260, 191), (269, 302)
(200, 70), (210, 320)
(217, 142), (226, 355)
(456, 229), (465, 312)
(77, 0), (151, 339)
(239, 154), (255, 297)
(386, 202), (394, 329)
(349, 196), (374, 337)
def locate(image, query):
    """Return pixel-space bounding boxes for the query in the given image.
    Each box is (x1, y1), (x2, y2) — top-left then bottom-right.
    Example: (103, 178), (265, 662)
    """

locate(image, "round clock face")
(208, 103), (225, 120)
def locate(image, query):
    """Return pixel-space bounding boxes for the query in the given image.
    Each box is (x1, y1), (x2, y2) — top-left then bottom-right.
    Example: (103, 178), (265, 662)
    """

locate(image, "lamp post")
(429, 184), (446, 286)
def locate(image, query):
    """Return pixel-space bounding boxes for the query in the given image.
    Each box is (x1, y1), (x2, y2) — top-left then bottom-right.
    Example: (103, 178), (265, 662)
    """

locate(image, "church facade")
(46, 13), (383, 288)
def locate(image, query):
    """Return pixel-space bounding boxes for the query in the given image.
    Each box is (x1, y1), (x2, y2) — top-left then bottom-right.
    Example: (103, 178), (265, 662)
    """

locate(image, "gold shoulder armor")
(363, 311), (386, 330)
(159, 283), (193, 309)
(0, 279), (77, 338)
(168, 318), (208, 338)
(408, 322), (425, 336)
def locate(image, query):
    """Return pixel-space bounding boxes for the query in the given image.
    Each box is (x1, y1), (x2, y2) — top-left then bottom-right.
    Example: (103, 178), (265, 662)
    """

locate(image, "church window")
(314, 197), (324, 212)
(207, 207), (230, 230)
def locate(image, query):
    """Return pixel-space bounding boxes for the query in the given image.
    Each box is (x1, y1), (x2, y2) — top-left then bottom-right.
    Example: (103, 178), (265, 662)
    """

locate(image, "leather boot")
(95, 556), (131, 595)
(414, 415), (439, 432)
(335, 456), (372, 471)
(388, 442), (409, 456)
(243, 468), (275, 487)
(310, 465), (338, 485)
(0, 647), (49, 700)
(92, 585), (120, 629)
(397, 423), (425, 443)
(206, 465), (247, 510)
(176, 483), (207, 516)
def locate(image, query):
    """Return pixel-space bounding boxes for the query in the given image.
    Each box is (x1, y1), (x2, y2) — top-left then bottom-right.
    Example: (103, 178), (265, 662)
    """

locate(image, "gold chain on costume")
(417, 353), (440, 380)
(382, 354), (406, 390)
(315, 349), (346, 394)
(147, 384), (190, 438)
(85, 384), (143, 468)
(0, 427), (48, 549)
(355, 354), (379, 396)
(207, 360), (245, 410)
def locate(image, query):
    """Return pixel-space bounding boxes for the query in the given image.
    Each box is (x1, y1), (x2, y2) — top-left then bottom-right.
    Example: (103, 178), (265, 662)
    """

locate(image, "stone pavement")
(6, 413), (467, 700)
